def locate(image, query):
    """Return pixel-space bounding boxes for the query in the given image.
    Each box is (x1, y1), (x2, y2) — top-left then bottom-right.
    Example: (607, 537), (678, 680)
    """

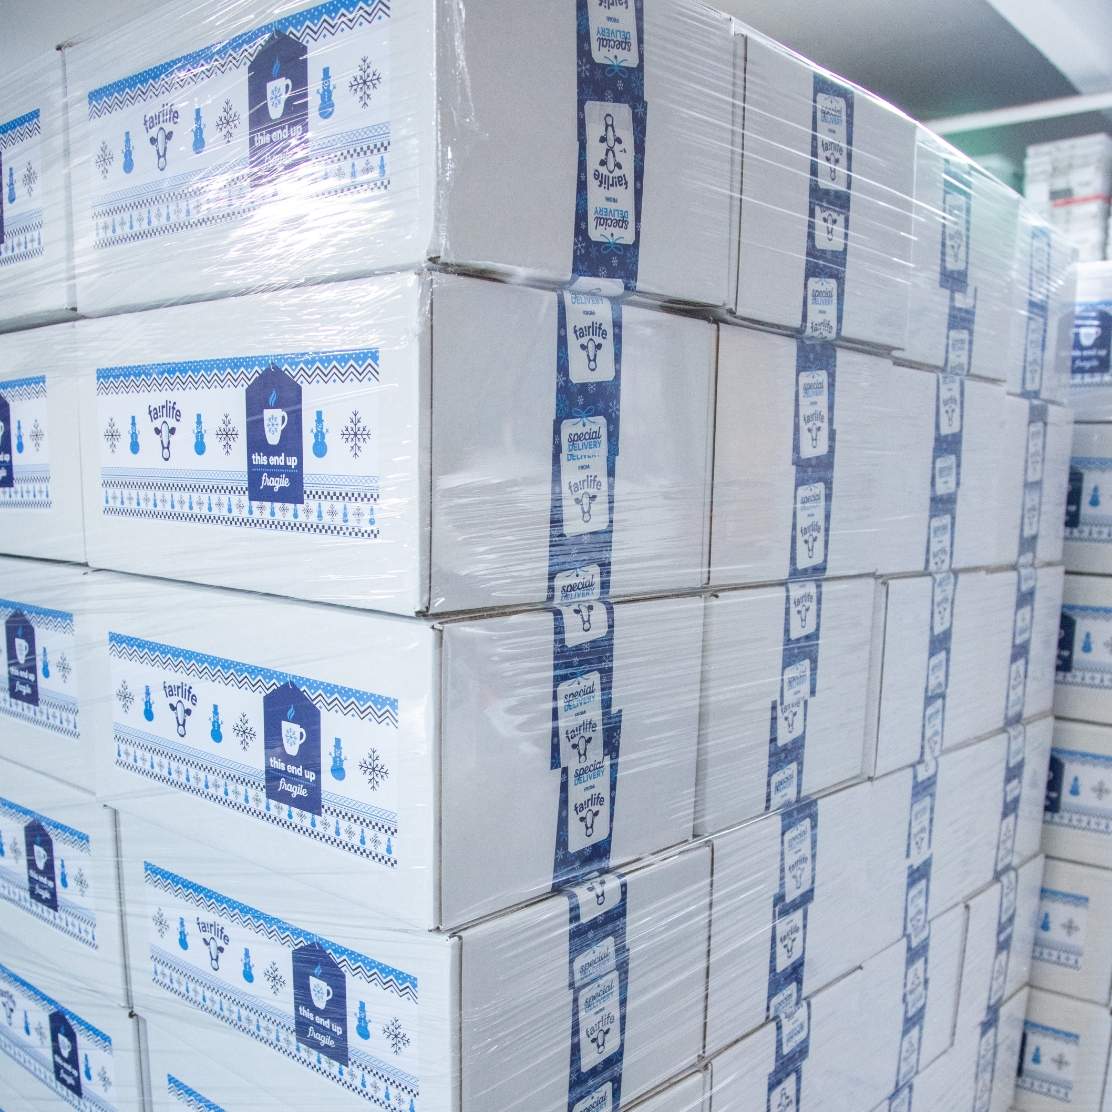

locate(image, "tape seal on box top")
(888, 158), (976, 1112)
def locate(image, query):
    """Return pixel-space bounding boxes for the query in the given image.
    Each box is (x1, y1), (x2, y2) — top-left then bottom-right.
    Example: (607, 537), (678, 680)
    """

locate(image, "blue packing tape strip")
(765, 70), (854, 1108)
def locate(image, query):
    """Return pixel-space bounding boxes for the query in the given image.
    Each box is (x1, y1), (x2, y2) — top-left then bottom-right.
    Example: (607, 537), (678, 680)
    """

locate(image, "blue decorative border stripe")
(0, 110), (40, 137)
(108, 633), (397, 723)
(0, 796), (91, 850)
(0, 600), (75, 634)
(144, 862), (417, 999)
(0, 375), (46, 393)
(167, 1075), (225, 1112)
(0, 962), (112, 1049)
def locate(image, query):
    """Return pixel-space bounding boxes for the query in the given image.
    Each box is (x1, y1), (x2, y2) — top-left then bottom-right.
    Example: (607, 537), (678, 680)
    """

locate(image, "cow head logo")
(167, 697), (192, 738)
(154, 419), (176, 461)
(780, 701), (800, 735)
(788, 856), (809, 889)
(794, 593), (813, 630)
(149, 126), (174, 172)
(579, 806), (601, 838)
(586, 880), (607, 907)
(572, 602), (594, 634)
(598, 113), (623, 175)
(819, 207), (839, 244)
(567, 726), (594, 765)
(820, 138), (843, 181)
(580, 337), (605, 374)
(574, 490), (598, 523)
(198, 920), (227, 972)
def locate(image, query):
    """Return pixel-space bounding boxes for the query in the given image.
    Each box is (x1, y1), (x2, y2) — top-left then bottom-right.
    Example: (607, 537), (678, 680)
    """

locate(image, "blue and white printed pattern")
(765, 70), (856, 1111)
(1065, 455), (1112, 546)
(0, 795), (98, 950)
(1017, 1019), (1078, 1103)
(143, 862), (418, 1110)
(1072, 300), (1112, 387)
(109, 633), (399, 867)
(0, 960), (117, 1110)
(0, 110), (45, 270)
(1033, 887), (1089, 971)
(0, 598), (78, 740)
(167, 1075), (226, 1112)
(1021, 227), (1052, 399)
(0, 375), (51, 510)
(1044, 745), (1112, 836)
(96, 350), (382, 540)
(1057, 604), (1112, 690)
(85, 0), (391, 249)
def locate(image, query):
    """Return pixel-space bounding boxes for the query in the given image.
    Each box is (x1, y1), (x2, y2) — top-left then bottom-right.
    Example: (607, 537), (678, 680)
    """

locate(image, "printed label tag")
(1024, 316), (1047, 394)
(1007, 658), (1027, 721)
(775, 909), (806, 971)
(815, 94), (849, 191)
(934, 455), (957, 498)
(943, 192), (969, 273)
(946, 329), (971, 375)
(813, 204), (846, 253)
(573, 935), (617, 988)
(797, 370), (830, 458)
(794, 482), (826, 569)
(573, 1083), (614, 1112)
(923, 698), (944, 762)
(988, 947), (1008, 1006)
(1008, 724), (1026, 767)
(927, 648), (948, 696)
(769, 982), (799, 1019)
(769, 1073), (800, 1112)
(573, 873), (623, 924)
(931, 572), (954, 635)
(782, 818), (814, 903)
(928, 513), (953, 572)
(906, 879), (929, 946)
(1013, 603), (1032, 646)
(569, 756), (612, 852)
(561, 416), (610, 537)
(782, 659), (811, 710)
(565, 293), (617, 384)
(1018, 1019), (1077, 1103)
(1026, 422), (1046, 484)
(938, 376), (963, 435)
(904, 955), (927, 1018)
(779, 695), (806, 744)
(769, 762), (799, 810)
(898, 1024), (921, 1086)
(587, 1), (640, 67)
(788, 580), (819, 639)
(908, 795), (933, 866)
(804, 278), (839, 340)
(995, 813), (1017, 873)
(577, 970), (622, 1070)
(779, 1004), (810, 1057)
(554, 565), (602, 607)
(561, 599), (609, 649)
(1018, 557), (1037, 594)
(558, 672), (604, 769)
(583, 101), (636, 247)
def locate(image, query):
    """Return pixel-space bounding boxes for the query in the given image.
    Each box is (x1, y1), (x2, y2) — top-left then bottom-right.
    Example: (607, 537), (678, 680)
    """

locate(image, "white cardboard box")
(732, 31), (916, 351)
(77, 271), (716, 615)
(1054, 574), (1112, 727)
(1016, 987), (1112, 1111)
(870, 567), (1062, 776)
(0, 943), (145, 1112)
(0, 49), (76, 331)
(1064, 423), (1112, 575)
(694, 575), (875, 837)
(1043, 720), (1112, 868)
(0, 556), (95, 792)
(1032, 856), (1112, 1006)
(0, 758), (128, 1008)
(88, 570), (704, 930)
(118, 811), (711, 1112)
(708, 904), (965, 1112)
(0, 323), (87, 563)
(902, 129), (1018, 382)
(710, 325), (928, 586)
(65, 0), (737, 316)
(1070, 261), (1112, 419)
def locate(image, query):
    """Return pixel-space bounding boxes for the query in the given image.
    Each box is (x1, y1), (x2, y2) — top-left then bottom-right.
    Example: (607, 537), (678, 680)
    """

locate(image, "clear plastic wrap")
(0, 1), (1080, 1110)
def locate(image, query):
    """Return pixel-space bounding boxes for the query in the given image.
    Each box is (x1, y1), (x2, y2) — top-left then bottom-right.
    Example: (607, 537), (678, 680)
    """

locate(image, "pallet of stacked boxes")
(0, 48), (77, 331)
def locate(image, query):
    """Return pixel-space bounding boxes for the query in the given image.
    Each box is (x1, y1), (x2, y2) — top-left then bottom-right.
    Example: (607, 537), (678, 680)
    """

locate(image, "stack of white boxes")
(0, 3), (1077, 1111)
(1020, 258), (1112, 1109)
(1025, 134), (1112, 264)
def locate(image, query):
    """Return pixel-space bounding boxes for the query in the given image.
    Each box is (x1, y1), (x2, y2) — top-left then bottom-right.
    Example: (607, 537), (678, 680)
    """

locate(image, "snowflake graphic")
(358, 748), (389, 792)
(116, 679), (135, 714)
(72, 867), (89, 898)
(214, 413), (239, 455)
(98, 1065), (112, 1092)
(383, 1017), (410, 1055)
(35, 1021), (45, 1046)
(152, 908), (169, 938)
(95, 140), (114, 179)
(22, 162), (37, 198)
(340, 410), (372, 458)
(56, 653), (72, 684)
(263, 960), (286, 996)
(216, 99), (241, 143)
(371, 832), (382, 852)
(9, 840), (20, 864)
(105, 416), (124, 456)
(349, 56), (382, 109)
(232, 712), (257, 751)
(29, 420), (44, 453)
(344, 822), (356, 841)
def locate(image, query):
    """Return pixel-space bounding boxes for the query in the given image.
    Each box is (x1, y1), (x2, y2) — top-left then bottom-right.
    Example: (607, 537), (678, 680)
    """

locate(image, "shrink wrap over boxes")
(77, 272), (716, 615)
(66, 0), (737, 315)
(0, 49), (76, 330)
(1044, 720), (1112, 867)
(731, 31), (916, 351)
(118, 811), (711, 1112)
(0, 324), (87, 563)
(1054, 574), (1112, 727)
(0, 556), (95, 791)
(89, 570), (704, 930)
(1070, 262), (1112, 418)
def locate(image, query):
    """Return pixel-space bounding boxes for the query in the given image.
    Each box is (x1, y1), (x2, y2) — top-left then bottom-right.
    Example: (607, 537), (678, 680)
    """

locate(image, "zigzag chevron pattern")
(145, 870), (417, 1001)
(0, 378), (47, 401)
(108, 639), (397, 725)
(0, 115), (40, 151)
(167, 1075), (227, 1112)
(88, 0), (390, 120)
(97, 352), (380, 395)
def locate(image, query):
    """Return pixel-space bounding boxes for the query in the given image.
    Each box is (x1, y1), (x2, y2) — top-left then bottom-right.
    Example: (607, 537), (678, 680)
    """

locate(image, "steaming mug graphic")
(264, 408), (288, 446)
(1079, 324), (1101, 347)
(281, 719), (307, 756)
(13, 636), (29, 665)
(56, 1032), (72, 1059)
(267, 77), (294, 120)
(33, 844), (47, 871)
(309, 975), (333, 1009)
